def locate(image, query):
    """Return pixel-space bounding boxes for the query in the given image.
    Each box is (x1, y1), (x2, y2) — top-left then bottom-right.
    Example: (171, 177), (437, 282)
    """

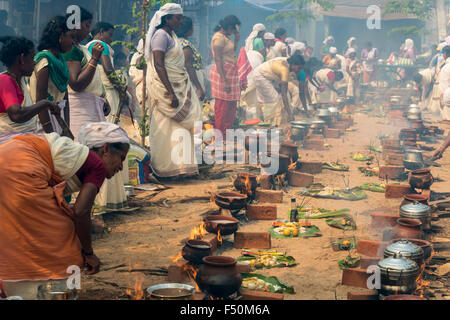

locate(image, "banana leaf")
(322, 162), (350, 171)
(326, 215), (356, 231)
(300, 186), (367, 201)
(368, 145), (382, 153)
(360, 183), (386, 193)
(338, 256), (361, 270)
(331, 237), (357, 251)
(288, 208), (350, 219)
(270, 225), (322, 239)
(358, 167), (379, 177)
(237, 255), (296, 269)
(241, 273), (295, 294)
(350, 152), (374, 162)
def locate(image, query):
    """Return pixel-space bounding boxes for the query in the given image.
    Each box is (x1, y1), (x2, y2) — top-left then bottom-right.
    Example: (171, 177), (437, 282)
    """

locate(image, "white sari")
(0, 77), (36, 144)
(148, 32), (201, 177)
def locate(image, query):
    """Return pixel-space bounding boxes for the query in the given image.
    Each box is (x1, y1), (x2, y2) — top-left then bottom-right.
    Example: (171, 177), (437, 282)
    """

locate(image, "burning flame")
(244, 175), (252, 196)
(184, 264), (201, 293)
(189, 222), (207, 240)
(288, 159), (296, 171)
(126, 261), (145, 300)
(217, 229), (223, 245)
(285, 130), (292, 142)
(414, 264), (430, 298)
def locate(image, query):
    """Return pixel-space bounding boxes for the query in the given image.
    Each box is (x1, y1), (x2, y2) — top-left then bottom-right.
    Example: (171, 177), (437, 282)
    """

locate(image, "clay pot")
(204, 215), (239, 236)
(392, 218), (423, 240)
(262, 153), (290, 175)
(408, 169), (434, 190)
(383, 295), (425, 300)
(399, 129), (416, 142)
(400, 194), (429, 207)
(280, 142), (299, 163)
(234, 173), (257, 198)
(182, 240), (212, 265)
(214, 192), (248, 214)
(392, 238), (433, 262)
(196, 256), (242, 298)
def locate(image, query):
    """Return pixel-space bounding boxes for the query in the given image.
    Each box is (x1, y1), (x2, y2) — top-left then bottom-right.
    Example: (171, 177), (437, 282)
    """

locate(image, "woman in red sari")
(210, 15), (241, 139)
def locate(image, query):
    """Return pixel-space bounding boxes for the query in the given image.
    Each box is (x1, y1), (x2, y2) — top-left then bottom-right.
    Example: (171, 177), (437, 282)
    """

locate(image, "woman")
(175, 16), (206, 101)
(0, 36), (60, 144)
(346, 37), (357, 54)
(30, 16), (74, 135)
(361, 42), (379, 85)
(210, 15), (242, 139)
(263, 32), (276, 59)
(321, 36), (335, 58)
(271, 28), (287, 58)
(145, 3), (202, 178)
(63, 7), (109, 140)
(86, 22), (130, 210)
(245, 23), (265, 53)
(345, 48), (361, 103)
(0, 122), (129, 300)
(254, 55), (305, 126)
(309, 68), (344, 105)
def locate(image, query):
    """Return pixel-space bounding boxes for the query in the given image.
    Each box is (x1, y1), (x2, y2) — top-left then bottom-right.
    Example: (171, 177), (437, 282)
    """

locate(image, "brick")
(246, 204), (278, 220)
(236, 263), (251, 273)
(287, 170), (314, 188)
(304, 139), (325, 150)
(256, 190), (283, 204)
(360, 256), (382, 269)
(240, 289), (284, 300)
(203, 233), (220, 253)
(371, 212), (400, 228)
(356, 240), (388, 258)
(258, 175), (272, 190)
(234, 232), (271, 249)
(347, 290), (379, 300)
(298, 160), (323, 174)
(421, 189), (431, 201)
(333, 122), (347, 131)
(168, 263), (190, 283)
(385, 184), (412, 199)
(379, 166), (405, 180)
(325, 128), (341, 139)
(342, 268), (371, 289)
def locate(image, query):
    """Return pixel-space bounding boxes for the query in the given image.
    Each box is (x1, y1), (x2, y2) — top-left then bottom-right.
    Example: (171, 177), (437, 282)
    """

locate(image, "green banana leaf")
(241, 273), (295, 294)
(287, 208), (350, 220)
(360, 183), (386, 193)
(237, 255), (296, 269)
(338, 256), (361, 270)
(270, 225), (322, 239)
(322, 162), (350, 171)
(350, 152), (374, 162)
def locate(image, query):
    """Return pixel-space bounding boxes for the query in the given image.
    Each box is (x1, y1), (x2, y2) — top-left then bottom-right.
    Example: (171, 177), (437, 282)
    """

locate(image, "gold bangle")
(41, 121), (51, 127)
(88, 62), (97, 69)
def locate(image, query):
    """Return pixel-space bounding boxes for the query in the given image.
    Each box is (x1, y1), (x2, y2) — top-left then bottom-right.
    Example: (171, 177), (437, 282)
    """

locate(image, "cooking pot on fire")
(400, 201), (432, 231)
(384, 239), (424, 267)
(377, 253), (420, 295)
(290, 125), (307, 141)
(310, 120), (325, 130)
(404, 149), (424, 170)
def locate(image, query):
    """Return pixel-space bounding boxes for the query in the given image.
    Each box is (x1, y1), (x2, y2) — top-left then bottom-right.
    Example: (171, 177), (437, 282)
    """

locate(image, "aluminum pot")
(400, 201), (432, 231)
(378, 253), (420, 295)
(384, 239), (424, 267)
(146, 283), (194, 300)
(317, 108), (332, 117)
(37, 282), (78, 300)
(404, 150), (424, 170)
(291, 125), (306, 141)
(392, 238), (433, 262)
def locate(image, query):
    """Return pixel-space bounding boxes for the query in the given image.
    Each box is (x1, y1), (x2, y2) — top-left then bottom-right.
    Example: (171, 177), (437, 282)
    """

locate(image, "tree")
(112, 0), (171, 147)
(382, 0), (437, 37)
(266, 0), (335, 25)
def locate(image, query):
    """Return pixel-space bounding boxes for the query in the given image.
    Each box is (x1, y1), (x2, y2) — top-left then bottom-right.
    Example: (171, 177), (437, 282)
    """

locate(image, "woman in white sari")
(145, 3), (201, 178)
(85, 22), (130, 210)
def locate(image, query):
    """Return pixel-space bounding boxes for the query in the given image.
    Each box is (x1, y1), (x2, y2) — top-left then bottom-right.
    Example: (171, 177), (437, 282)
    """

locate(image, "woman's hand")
(48, 101), (61, 116)
(84, 254), (101, 275)
(224, 80), (232, 93)
(169, 93), (179, 109)
(91, 42), (104, 61)
(197, 88), (206, 101)
(103, 100), (111, 116)
(234, 30), (240, 42)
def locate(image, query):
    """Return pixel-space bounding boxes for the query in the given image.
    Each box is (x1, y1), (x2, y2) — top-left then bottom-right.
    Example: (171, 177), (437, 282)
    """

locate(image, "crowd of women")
(2, 2), (450, 299)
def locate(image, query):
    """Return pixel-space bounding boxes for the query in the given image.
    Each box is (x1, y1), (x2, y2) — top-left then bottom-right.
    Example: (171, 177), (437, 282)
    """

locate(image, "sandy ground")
(78, 111), (450, 300)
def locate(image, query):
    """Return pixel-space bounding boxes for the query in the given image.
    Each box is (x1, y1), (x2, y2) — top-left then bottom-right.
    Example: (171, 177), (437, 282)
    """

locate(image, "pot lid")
(317, 108), (331, 116)
(385, 239), (424, 260)
(311, 119), (325, 124)
(291, 120), (310, 126)
(400, 202), (431, 217)
(378, 254), (419, 273)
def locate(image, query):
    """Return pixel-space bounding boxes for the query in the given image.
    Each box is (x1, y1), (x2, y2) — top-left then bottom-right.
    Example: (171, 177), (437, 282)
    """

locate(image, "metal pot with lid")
(400, 201), (432, 231)
(384, 239), (424, 267)
(378, 253), (420, 295)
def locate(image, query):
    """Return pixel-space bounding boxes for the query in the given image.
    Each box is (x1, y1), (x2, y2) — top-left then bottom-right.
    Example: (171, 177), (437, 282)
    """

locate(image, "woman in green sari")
(30, 16), (74, 135)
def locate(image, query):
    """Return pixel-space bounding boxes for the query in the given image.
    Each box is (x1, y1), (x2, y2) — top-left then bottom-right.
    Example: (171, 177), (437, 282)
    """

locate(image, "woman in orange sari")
(0, 122), (129, 300)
